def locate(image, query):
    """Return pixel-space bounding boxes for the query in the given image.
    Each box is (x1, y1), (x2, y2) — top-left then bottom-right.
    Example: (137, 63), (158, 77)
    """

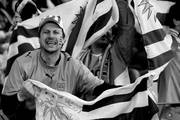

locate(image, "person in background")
(78, 30), (113, 100)
(10, 0), (41, 31)
(0, 2), (13, 32)
(0, 1), (13, 91)
(79, 0), (138, 89)
(2, 0), (41, 84)
(1, 15), (119, 120)
(158, 2), (180, 120)
(79, 30), (112, 83)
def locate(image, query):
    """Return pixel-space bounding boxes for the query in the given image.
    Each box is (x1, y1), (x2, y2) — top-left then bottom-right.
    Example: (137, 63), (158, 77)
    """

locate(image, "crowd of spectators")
(0, 0), (180, 120)
(0, 0), (147, 88)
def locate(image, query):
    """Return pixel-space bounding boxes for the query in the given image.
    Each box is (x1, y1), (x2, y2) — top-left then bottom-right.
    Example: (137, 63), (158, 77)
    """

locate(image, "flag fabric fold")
(128, 0), (175, 118)
(130, 0), (174, 80)
(24, 73), (157, 120)
(70, 0), (119, 58)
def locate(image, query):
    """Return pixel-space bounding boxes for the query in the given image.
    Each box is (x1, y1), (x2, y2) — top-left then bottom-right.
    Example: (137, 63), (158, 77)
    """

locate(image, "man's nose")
(48, 32), (55, 38)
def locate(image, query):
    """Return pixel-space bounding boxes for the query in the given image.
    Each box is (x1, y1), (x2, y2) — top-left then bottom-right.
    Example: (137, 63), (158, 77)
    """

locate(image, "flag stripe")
(143, 29), (166, 46)
(10, 27), (38, 44)
(85, 8), (112, 41)
(82, 78), (147, 111)
(148, 50), (174, 70)
(92, 97), (157, 120)
(145, 34), (172, 59)
(65, 6), (85, 55)
(82, 92), (149, 119)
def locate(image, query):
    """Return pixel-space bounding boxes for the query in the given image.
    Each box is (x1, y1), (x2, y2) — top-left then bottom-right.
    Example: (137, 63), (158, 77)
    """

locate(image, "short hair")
(38, 15), (65, 38)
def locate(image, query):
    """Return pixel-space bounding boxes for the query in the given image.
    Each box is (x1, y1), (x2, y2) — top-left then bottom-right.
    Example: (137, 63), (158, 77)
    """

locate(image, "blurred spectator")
(158, 2), (180, 120)
(10, 0), (41, 31)
(79, 30), (113, 88)
(79, 0), (136, 91)
(0, 2), (13, 32)
(0, 0), (8, 7)
(2, 0), (41, 81)
(129, 31), (148, 75)
(0, 2), (13, 84)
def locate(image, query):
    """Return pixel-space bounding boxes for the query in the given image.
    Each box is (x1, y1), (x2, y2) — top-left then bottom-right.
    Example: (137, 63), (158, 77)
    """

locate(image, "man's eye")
(43, 31), (49, 34)
(54, 31), (60, 34)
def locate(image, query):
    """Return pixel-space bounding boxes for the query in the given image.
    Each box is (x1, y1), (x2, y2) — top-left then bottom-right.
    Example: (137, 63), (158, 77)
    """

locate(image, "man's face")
(39, 22), (65, 53)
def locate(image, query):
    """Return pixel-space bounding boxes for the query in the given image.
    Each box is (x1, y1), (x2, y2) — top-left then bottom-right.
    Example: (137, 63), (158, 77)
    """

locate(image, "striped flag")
(3, 0), (119, 78)
(66, 0), (119, 58)
(24, 74), (157, 120)
(129, 0), (174, 81)
(127, 0), (175, 113)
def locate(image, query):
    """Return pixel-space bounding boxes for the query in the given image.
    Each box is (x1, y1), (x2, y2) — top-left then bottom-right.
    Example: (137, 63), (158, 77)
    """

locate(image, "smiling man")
(1, 15), (117, 120)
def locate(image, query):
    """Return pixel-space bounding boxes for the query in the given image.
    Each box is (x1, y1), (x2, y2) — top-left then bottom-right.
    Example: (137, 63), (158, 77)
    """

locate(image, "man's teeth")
(47, 41), (57, 44)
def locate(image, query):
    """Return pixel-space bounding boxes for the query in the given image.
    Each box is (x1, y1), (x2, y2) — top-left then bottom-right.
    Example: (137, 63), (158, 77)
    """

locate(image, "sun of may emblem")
(37, 89), (81, 120)
(138, 0), (155, 21)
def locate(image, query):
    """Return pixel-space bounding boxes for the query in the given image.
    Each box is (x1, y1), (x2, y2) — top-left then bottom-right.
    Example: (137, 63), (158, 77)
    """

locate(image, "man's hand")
(17, 87), (36, 110)
(17, 87), (35, 101)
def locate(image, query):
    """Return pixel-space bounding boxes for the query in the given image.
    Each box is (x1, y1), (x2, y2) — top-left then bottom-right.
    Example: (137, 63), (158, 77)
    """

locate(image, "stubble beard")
(42, 47), (60, 54)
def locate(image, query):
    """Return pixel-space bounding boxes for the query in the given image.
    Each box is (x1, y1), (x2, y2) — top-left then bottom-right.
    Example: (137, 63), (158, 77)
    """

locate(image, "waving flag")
(65, 0), (119, 58)
(127, 0), (175, 115)
(3, 0), (119, 78)
(24, 74), (157, 120)
(129, 0), (174, 81)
